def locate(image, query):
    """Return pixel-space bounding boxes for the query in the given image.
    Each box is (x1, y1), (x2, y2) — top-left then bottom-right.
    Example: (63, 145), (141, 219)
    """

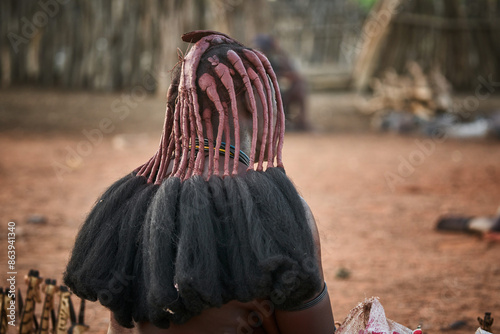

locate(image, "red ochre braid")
(135, 31), (285, 183)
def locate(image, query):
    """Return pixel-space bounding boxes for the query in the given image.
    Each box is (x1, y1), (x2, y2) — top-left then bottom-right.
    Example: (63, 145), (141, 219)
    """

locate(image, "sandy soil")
(0, 88), (499, 333)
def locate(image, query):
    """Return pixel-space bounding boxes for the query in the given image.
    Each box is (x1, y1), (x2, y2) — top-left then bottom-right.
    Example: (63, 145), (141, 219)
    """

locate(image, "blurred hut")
(352, 0), (500, 92)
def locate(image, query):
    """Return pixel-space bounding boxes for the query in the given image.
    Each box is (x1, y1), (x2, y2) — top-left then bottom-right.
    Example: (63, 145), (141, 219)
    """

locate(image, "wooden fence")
(0, 0), (367, 92)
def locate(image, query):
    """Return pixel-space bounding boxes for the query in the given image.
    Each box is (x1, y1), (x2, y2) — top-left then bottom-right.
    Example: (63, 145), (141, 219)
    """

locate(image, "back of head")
(135, 30), (285, 184)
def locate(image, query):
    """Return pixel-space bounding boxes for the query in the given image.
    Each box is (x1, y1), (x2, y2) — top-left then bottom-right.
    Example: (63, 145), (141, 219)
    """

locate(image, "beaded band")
(287, 282), (328, 312)
(192, 138), (251, 167)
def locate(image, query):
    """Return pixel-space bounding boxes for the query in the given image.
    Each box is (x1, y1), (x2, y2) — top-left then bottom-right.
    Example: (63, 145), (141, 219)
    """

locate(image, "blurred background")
(1, 0), (500, 333)
(3, 0), (500, 91)
(2, 0), (500, 133)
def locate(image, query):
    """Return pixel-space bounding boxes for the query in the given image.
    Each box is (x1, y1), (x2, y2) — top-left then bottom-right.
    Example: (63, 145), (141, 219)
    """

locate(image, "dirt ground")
(0, 88), (499, 334)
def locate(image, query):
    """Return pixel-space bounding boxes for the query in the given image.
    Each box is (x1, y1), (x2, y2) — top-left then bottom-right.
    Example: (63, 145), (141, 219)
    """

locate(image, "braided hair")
(136, 30), (285, 183)
(64, 31), (321, 329)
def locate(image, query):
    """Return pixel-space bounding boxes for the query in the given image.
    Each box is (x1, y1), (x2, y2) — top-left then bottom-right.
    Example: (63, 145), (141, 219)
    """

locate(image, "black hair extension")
(143, 177), (182, 328)
(175, 175), (224, 313)
(223, 175), (263, 301)
(206, 175), (234, 300)
(64, 174), (146, 301)
(104, 184), (159, 328)
(244, 168), (322, 309)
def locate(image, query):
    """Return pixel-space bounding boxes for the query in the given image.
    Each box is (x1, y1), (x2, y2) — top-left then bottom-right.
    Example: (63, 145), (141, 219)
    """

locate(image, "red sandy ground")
(0, 89), (499, 333)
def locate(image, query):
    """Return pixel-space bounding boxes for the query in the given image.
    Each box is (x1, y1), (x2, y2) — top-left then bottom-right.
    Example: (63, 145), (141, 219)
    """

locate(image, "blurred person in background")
(254, 35), (311, 131)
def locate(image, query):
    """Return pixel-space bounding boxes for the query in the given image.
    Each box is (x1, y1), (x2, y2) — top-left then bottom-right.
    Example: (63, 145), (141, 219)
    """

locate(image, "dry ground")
(0, 88), (499, 333)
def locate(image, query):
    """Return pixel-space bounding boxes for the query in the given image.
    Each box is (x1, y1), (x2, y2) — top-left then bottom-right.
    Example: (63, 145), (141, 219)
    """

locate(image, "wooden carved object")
(0, 288), (14, 334)
(37, 279), (58, 334)
(54, 286), (71, 334)
(478, 312), (494, 332)
(19, 270), (43, 334)
(67, 299), (89, 334)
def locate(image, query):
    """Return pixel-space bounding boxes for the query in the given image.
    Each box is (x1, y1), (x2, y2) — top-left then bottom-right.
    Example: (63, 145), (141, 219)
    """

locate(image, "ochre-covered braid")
(243, 49), (276, 166)
(254, 50), (286, 168)
(137, 30), (285, 183)
(247, 66), (268, 171)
